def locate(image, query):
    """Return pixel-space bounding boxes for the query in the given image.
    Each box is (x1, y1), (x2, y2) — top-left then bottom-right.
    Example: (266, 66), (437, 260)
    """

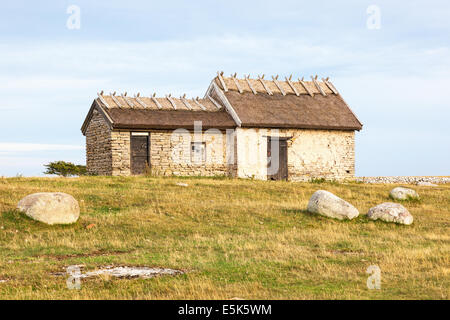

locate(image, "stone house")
(81, 72), (362, 181)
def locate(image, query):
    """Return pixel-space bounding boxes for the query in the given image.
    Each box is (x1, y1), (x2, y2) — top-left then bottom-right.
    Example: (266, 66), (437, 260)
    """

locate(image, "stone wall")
(86, 114), (356, 180)
(111, 131), (131, 176)
(85, 109), (112, 175)
(149, 129), (232, 176)
(356, 176), (450, 184)
(235, 128), (355, 181)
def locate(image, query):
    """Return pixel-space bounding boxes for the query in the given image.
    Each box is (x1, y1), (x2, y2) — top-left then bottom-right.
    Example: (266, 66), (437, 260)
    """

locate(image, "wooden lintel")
(217, 72), (228, 92)
(231, 76), (243, 93)
(285, 77), (300, 96)
(311, 76), (326, 96)
(258, 77), (272, 95)
(207, 95), (222, 109)
(298, 79), (314, 97)
(97, 93), (111, 108)
(166, 95), (177, 110)
(272, 76), (286, 96)
(245, 76), (257, 95)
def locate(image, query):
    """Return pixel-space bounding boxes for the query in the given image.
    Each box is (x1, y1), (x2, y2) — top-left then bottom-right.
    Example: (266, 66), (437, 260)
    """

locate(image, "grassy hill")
(0, 176), (448, 299)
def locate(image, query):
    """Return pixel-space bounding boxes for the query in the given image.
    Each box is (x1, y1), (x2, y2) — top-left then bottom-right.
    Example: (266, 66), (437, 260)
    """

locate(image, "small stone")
(86, 223), (96, 230)
(389, 187), (419, 201)
(175, 182), (188, 187)
(307, 190), (359, 220)
(367, 202), (413, 225)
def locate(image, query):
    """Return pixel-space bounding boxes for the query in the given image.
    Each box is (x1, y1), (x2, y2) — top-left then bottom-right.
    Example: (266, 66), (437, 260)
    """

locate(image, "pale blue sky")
(0, 0), (449, 176)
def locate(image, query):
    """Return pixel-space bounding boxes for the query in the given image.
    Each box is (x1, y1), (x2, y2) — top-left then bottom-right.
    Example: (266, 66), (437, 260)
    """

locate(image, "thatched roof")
(223, 91), (362, 130)
(81, 73), (362, 135)
(213, 73), (362, 130)
(81, 93), (235, 134)
(107, 108), (236, 130)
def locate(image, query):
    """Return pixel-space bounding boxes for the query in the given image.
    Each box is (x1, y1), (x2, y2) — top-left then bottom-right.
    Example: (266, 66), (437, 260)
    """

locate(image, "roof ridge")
(214, 72), (338, 96)
(96, 92), (220, 112)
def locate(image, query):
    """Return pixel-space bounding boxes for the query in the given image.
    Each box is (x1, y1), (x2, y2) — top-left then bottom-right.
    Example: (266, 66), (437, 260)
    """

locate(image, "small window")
(191, 142), (206, 163)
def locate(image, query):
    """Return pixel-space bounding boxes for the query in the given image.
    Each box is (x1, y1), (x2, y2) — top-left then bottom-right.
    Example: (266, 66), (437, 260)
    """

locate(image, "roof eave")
(240, 123), (362, 131)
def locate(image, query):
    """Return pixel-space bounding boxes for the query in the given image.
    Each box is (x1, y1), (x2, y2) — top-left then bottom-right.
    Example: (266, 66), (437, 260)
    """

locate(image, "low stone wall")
(356, 176), (450, 184)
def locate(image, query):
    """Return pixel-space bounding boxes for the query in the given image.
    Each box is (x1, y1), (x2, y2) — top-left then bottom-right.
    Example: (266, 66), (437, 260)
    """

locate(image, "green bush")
(43, 161), (87, 177)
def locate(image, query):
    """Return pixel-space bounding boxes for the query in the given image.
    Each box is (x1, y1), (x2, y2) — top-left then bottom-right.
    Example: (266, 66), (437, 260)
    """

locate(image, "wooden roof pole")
(166, 94), (177, 110)
(311, 75), (326, 96)
(97, 92), (111, 108)
(207, 95), (222, 109)
(285, 75), (300, 96)
(258, 75), (273, 95)
(121, 92), (135, 107)
(110, 92), (122, 108)
(298, 77), (314, 97)
(151, 93), (163, 109)
(217, 71), (228, 92)
(231, 74), (243, 93)
(134, 93), (147, 108)
(272, 75), (286, 96)
(245, 75), (257, 95)
(194, 97), (207, 111)
(180, 94), (193, 110)
(322, 77), (339, 94)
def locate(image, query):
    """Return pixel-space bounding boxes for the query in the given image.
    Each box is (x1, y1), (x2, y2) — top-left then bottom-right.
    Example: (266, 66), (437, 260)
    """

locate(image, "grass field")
(0, 176), (448, 299)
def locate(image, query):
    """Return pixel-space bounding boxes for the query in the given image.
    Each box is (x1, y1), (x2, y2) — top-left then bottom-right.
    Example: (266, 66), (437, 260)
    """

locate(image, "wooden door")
(267, 138), (288, 180)
(279, 140), (288, 180)
(130, 135), (149, 175)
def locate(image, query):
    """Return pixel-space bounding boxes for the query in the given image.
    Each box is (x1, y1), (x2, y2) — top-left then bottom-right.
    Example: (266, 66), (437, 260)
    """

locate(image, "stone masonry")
(148, 129), (231, 177)
(235, 128), (355, 181)
(86, 110), (355, 180)
(85, 109), (112, 175)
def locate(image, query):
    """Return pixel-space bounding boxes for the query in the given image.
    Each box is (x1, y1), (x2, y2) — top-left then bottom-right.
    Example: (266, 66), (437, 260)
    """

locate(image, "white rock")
(175, 182), (188, 187)
(17, 192), (79, 225)
(307, 190), (359, 220)
(68, 266), (183, 279)
(367, 202), (413, 225)
(416, 181), (438, 187)
(389, 187), (419, 200)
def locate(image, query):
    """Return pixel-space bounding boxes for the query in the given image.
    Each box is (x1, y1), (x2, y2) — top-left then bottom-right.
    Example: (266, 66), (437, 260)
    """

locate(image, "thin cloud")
(0, 143), (83, 153)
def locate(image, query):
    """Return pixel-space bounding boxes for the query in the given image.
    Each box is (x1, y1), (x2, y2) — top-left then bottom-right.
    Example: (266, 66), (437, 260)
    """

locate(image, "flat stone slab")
(175, 182), (188, 187)
(57, 265), (184, 280)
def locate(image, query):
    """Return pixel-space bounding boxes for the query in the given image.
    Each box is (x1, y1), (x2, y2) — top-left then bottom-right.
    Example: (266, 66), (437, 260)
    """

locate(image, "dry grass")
(0, 176), (448, 299)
